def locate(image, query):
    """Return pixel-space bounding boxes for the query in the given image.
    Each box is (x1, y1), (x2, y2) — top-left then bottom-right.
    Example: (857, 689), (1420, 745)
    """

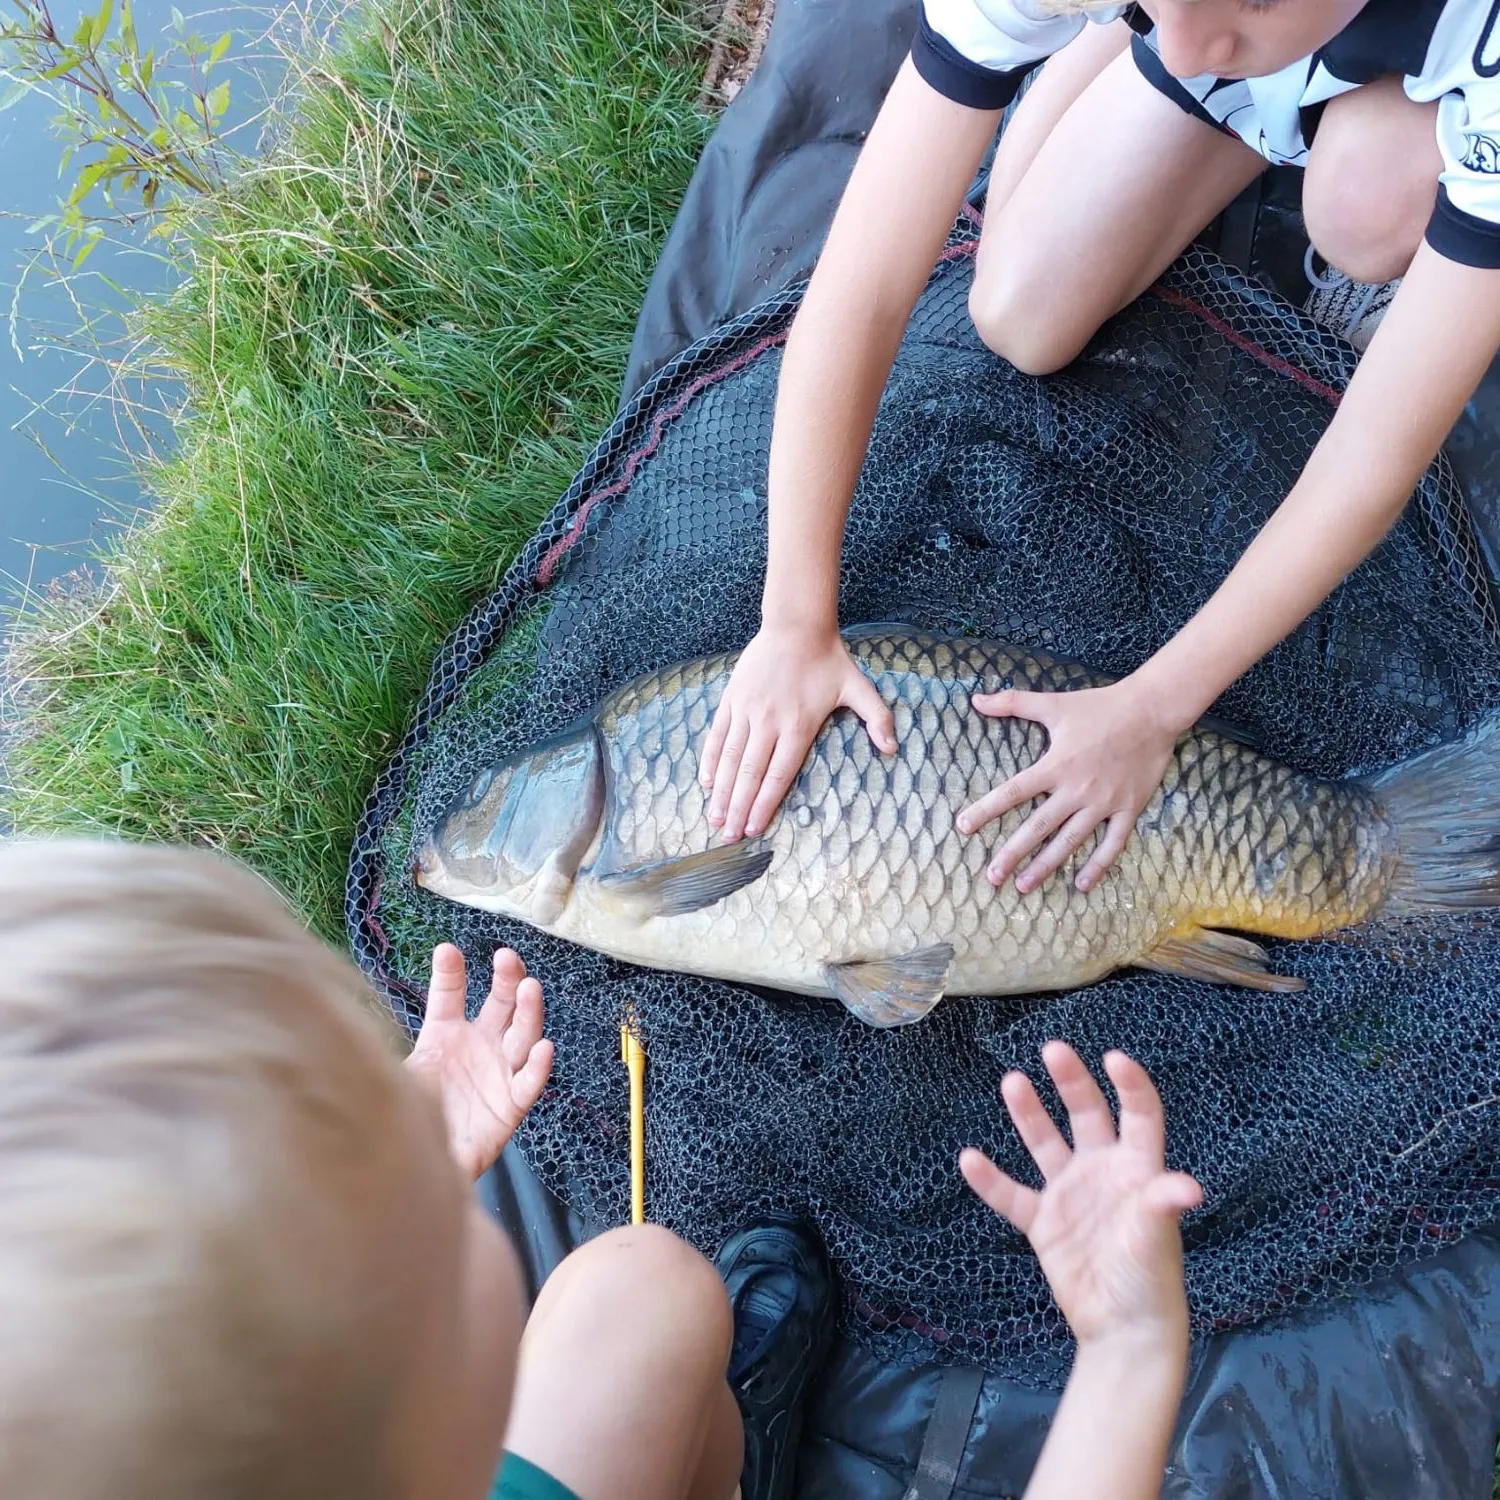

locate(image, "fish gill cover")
(348, 223), (1500, 1383)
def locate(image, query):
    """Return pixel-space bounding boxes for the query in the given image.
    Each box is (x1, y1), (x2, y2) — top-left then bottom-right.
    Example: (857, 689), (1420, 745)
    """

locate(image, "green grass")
(2, 0), (711, 939)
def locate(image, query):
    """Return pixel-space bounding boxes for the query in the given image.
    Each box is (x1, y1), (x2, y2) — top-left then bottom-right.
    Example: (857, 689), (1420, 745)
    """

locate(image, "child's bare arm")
(1130, 242), (1500, 728)
(965, 244), (1500, 895)
(699, 60), (1002, 843)
(962, 1044), (1201, 1500)
(1017, 1336), (1185, 1500)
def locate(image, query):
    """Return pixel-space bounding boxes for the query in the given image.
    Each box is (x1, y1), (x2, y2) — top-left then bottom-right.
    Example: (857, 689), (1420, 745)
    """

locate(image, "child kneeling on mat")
(0, 838), (1199, 1500)
(703, 0), (1500, 902)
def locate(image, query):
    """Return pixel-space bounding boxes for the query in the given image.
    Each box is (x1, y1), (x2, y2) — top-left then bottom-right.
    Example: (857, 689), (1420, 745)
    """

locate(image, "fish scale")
(416, 631), (1500, 1027)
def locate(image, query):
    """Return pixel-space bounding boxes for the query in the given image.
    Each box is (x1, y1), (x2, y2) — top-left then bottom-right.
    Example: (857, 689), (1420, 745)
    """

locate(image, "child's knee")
(968, 269), (1086, 376)
(1304, 167), (1428, 284)
(1303, 82), (1440, 284)
(537, 1224), (732, 1368)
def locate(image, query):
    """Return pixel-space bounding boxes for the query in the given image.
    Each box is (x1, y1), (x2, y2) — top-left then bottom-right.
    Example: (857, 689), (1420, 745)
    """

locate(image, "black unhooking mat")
(349, 3), (1500, 1494)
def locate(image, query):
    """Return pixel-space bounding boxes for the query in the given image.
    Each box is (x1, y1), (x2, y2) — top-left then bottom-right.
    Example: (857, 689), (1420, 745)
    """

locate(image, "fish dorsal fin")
(594, 841), (773, 918)
(841, 620), (917, 639)
(826, 944), (956, 1028)
(1193, 713), (1266, 753)
(1137, 927), (1304, 993)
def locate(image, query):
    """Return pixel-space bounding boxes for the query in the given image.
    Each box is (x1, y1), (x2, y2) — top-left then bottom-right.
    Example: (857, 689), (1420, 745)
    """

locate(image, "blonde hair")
(0, 839), (454, 1500)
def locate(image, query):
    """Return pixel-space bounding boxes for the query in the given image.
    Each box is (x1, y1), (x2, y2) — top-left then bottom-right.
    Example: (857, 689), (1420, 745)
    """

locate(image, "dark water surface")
(0, 0), (277, 617)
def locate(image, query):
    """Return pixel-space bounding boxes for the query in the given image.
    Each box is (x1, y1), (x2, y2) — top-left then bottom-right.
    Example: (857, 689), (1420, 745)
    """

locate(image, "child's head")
(0, 839), (524, 1500)
(1049, 1), (1369, 82)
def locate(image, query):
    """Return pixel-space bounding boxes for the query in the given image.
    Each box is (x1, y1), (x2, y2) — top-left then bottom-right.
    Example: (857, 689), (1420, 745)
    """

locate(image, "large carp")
(414, 632), (1500, 1027)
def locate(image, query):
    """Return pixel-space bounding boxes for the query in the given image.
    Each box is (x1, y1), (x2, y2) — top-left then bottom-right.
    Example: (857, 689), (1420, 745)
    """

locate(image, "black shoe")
(715, 1217), (836, 1500)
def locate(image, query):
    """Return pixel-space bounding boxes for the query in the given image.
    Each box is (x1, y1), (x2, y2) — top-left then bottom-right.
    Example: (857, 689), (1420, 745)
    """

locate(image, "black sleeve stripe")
(1426, 184), (1500, 270)
(1130, 33), (1228, 137)
(910, 11), (1029, 112)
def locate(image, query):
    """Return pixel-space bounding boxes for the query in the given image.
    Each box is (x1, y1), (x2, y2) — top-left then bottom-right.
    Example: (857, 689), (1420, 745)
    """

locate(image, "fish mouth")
(410, 838), (440, 889)
(409, 833), (515, 914)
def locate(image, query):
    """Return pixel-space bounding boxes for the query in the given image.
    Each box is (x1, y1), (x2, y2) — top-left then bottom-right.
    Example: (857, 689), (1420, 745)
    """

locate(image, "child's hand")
(699, 625), (896, 843)
(957, 679), (1179, 893)
(406, 943), (555, 1182)
(961, 1042), (1201, 1352)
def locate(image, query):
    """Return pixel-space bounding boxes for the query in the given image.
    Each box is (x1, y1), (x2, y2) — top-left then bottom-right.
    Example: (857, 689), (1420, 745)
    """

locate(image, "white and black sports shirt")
(914, 0), (1500, 268)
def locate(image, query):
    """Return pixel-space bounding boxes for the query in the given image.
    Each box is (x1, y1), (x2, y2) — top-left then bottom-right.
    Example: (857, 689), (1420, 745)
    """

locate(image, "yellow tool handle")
(621, 1023), (647, 1225)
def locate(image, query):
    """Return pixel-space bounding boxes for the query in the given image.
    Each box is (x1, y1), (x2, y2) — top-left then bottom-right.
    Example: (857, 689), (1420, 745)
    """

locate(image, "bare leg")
(983, 18), (1135, 217)
(972, 44), (1266, 374)
(504, 1225), (743, 1500)
(1303, 76), (1441, 283)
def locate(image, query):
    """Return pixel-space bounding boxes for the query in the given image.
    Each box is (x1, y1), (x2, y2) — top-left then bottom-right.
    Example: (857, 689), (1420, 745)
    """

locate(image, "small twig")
(1392, 1095), (1500, 1160)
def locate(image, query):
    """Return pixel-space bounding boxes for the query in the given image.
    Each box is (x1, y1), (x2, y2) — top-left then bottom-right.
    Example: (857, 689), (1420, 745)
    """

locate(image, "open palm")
(406, 943), (555, 1182)
(961, 1043), (1202, 1346)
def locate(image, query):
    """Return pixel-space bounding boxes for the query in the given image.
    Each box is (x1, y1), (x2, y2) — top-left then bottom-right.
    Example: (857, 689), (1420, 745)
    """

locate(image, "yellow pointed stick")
(620, 1021), (646, 1225)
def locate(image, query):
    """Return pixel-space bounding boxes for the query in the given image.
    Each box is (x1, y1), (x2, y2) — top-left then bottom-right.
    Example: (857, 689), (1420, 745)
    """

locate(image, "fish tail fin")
(1369, 712), (1500, 915)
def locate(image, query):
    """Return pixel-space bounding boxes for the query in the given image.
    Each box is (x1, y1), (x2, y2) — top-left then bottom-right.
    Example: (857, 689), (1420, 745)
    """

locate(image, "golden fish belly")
(562, 634), (1395, 997)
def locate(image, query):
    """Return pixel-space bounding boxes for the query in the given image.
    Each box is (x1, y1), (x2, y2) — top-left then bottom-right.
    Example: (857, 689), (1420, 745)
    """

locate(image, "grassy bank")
(3, 0), (710, 938)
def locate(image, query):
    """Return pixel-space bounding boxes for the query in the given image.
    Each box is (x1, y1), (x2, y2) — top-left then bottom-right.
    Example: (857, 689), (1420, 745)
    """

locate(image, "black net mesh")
(347, 219), (1500, 1384)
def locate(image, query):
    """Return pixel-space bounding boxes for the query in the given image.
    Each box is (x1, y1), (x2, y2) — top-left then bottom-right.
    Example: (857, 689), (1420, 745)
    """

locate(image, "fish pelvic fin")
(826, 944), (956, 1028)
(594, 840), (773, 918)
(1368, 711), (1500, 915)
(1138, 927), (1304, 993)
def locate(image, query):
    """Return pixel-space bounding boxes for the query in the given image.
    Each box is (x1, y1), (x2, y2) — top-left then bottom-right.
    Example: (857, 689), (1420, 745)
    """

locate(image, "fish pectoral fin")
(1137, 927), (1304, 993)
(594, 840), (773, 918)
(826, 944), (956, 1029)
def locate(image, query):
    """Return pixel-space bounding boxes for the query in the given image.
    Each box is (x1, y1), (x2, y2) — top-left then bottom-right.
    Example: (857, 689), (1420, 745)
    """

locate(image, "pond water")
(0, 0), (277, 616)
